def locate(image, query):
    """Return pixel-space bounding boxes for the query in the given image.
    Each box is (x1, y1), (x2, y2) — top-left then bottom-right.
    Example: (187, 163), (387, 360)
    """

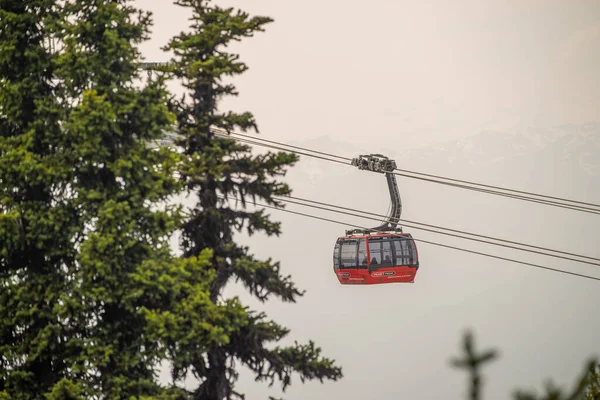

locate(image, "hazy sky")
(136, 0), (600, 150)
(133, 1), (600, 398)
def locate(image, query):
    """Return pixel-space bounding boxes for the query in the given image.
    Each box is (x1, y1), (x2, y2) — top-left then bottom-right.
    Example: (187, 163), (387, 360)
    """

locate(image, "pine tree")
(51, 0), (192, 397)
(586, 363), (600, 400)
(0, 1), (78, 397)
(159, 0), (343, 398)
(1, 0), (217, 398)
(451, 331), (598, 400)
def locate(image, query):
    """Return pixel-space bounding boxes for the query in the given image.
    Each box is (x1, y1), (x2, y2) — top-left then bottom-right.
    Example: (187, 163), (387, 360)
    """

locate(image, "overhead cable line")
(230, 132), (600, 215)
(225, 132), (600, 215)
(270, 194), (600, 267)
(138, 60), (600, 213)
(220, 130), (600, 215)
(219, 194), (600, 283)
(279, 195), (600, 263)
(226, 129), (600, 211)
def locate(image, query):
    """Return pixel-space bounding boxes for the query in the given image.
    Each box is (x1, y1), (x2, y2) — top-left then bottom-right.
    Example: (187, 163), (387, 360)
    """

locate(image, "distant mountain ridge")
(284, 122), (600, 203)
(396, 122), (600, 174)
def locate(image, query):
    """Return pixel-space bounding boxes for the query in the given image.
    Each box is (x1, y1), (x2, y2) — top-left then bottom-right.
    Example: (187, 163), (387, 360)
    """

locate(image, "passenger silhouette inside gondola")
(371, 257), (378, 265)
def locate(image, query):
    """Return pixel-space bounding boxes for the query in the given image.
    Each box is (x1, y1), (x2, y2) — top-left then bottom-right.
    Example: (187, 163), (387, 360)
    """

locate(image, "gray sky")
(137, 0), (600, 149)
(135, 1), (600, 398)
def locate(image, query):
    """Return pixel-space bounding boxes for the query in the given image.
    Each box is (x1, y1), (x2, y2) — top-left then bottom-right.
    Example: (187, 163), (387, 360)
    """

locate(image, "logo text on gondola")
(372, 271), (396, 277)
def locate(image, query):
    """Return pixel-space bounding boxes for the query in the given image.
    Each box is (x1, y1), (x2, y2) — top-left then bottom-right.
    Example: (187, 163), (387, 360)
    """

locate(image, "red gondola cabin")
(333, 232), (419, 284)
(333, 154), (420, 285)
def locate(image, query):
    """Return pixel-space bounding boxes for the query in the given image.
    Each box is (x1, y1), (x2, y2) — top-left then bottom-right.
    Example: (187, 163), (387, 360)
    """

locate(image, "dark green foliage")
(0, 1), (76, 397)
(51, 0), (191, 397)
(159, 0), (343, 398)
(1, 0), (340, 398)
(586, 364), (600, 400)
(452, 331), (598, 400)
(1, 0), (202, 398)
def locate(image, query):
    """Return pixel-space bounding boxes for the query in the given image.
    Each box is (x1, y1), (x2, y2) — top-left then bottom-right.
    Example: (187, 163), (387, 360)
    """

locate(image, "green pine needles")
(1, 0), (342, 398)
(160, 1), (343, 398)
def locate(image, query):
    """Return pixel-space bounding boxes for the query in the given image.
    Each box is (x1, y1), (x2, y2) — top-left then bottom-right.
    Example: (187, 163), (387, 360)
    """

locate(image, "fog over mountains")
(288, 121), (600, 198)
(165, 123), (600, 399)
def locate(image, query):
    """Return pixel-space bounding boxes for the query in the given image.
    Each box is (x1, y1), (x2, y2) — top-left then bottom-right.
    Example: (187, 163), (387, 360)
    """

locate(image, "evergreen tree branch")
(161, 1), (343, 398)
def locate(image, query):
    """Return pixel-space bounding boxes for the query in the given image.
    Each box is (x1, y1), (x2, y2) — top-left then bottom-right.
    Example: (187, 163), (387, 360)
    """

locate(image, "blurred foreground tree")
(586, 364), (600, 400)
(156, 0), (343, 398)
(451, 331), (598, 400)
